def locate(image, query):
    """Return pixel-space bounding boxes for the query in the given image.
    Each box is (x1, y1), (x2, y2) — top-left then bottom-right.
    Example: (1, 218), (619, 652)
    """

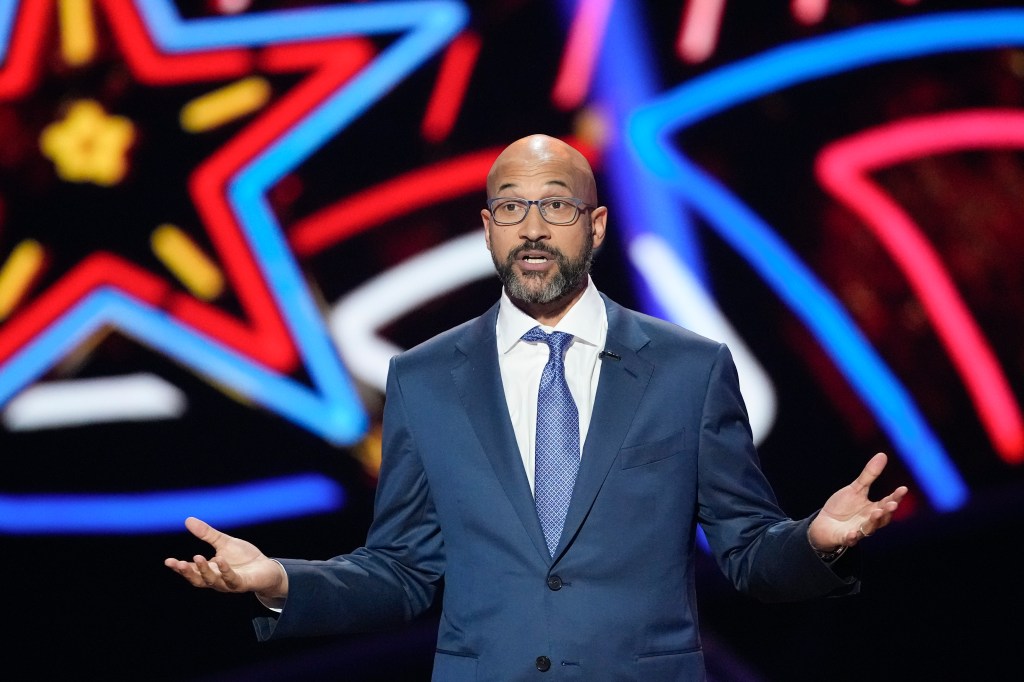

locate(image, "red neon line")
(0, 1), (50, 98)
(178, 40), (374, 370)
(0, 253), (168, 363)
(675, 0), (726, 64)
(101, 0), (253, 83)
(791, 0), (829, 26)
(816, 109), (1024, 463)
(421, 30), (481, 143)
(289, 147), (503, 257)
(551, 0), (614, 110)
(289, 137), (601, 257)
(257, 36), (375, 72)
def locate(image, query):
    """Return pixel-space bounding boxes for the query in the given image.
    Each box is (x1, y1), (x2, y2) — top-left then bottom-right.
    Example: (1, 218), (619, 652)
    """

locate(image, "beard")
(492, 232), (595, 305)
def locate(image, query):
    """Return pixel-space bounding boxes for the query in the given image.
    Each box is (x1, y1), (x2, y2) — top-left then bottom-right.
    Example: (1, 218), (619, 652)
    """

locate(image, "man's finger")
(184, 516), (227, 549)
(853, 452), (888, 489)
(213, 557), (239, 590)
(194, 555), (225, 587)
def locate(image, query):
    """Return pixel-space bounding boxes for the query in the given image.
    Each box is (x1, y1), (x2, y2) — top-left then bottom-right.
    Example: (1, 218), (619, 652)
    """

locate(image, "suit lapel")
(556, 296), (653, 559)
(451, 304), (550, 560)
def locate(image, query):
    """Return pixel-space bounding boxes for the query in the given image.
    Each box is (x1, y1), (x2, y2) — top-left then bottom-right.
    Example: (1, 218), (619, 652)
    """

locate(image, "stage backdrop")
(1, 1), (1022, 679)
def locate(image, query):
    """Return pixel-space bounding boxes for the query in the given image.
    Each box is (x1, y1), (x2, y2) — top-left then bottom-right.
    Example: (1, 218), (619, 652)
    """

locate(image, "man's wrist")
(255, 558), (289, 600)
(808, 524), (847, 563)
(813, 544), (848, 563)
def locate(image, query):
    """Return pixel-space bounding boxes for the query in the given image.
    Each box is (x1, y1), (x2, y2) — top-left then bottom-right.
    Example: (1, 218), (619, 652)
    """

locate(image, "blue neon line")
(0, 289), (368, 442)
(227, 16), (464, 397)
(221, 8), (462, 406)
(0, 473), (344, 534)
(137, 0), (468, 50)
(0, 0), (17, 58)
(107, 297), (361, 438)
(0, 291), (115, 406)
(625, 10), (1022, 510)
(630, 9), (1024, 176)
(237, 11), (465, 190)
(227, 189), (363, 405)
(582, 0), (708, 304)
(669, 162), (965, 509)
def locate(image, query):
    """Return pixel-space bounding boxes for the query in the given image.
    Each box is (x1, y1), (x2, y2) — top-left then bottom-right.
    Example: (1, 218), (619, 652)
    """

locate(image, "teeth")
(524, 256), (547, 263)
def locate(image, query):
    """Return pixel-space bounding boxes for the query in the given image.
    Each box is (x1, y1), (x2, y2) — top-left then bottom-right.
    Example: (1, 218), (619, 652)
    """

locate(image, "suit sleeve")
(253, 356), (445, 640)
(696, 343), (858, 602)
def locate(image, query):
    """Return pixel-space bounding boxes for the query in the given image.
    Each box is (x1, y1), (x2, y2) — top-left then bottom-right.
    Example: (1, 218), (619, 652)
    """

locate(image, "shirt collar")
(496, 276), (605, 354)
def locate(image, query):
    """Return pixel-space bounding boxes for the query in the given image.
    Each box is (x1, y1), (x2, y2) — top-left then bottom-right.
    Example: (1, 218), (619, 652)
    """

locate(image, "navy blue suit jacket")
(255, 295), (856, 680)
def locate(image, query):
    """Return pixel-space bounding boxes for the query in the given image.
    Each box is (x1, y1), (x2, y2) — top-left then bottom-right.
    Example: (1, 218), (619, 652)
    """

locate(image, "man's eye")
(547, 200), (565, 210)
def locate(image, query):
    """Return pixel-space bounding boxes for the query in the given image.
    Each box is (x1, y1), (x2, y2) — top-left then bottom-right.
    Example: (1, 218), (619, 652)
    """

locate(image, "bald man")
(167, 135), (906, 681)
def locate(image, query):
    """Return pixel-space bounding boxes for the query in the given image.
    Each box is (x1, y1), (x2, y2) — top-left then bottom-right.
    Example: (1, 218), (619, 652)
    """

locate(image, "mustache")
(509, 241), (563, 260)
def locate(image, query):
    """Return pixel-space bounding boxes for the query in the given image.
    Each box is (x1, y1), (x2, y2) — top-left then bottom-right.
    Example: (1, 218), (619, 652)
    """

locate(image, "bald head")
(486, 134), (598, 205)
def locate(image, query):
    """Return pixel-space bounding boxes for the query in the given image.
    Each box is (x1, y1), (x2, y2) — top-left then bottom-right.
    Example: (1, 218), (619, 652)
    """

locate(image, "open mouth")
(517, 250), (556, 271)
(516, 245), (558, 262)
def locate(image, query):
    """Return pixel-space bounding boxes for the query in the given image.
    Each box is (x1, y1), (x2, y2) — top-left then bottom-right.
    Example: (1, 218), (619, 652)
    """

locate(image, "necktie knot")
(522, 327), (573, 356)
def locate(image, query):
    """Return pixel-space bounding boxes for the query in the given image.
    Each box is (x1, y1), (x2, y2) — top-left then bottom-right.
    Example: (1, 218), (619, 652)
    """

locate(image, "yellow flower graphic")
(40, 99), (135, 186)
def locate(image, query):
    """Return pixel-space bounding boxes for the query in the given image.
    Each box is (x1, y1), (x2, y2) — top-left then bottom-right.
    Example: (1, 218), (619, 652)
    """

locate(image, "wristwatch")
(814, 544), (848, 563)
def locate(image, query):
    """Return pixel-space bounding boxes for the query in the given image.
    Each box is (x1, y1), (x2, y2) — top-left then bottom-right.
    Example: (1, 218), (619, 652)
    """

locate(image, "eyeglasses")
(486, 196), (591, 226)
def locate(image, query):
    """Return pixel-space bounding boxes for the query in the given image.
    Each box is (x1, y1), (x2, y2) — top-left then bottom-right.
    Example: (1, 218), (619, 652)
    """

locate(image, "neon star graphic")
(0, 0), (468, 533)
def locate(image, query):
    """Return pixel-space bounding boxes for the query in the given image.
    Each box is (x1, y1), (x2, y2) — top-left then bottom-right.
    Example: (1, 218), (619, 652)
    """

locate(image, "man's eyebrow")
(495, 179), (572, 195)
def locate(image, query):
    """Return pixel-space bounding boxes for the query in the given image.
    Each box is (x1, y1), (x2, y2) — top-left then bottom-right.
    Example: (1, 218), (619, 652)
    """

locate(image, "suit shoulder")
(391, 316), (480, 370)
(617, 304), (724, 352)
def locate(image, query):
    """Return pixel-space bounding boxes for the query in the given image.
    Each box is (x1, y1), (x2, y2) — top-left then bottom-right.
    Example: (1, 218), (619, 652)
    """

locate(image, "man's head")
(481, 134), (607, 324)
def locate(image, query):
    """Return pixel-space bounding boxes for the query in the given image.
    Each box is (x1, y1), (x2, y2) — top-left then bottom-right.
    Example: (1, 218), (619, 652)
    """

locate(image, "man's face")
(492, 226), (593, 305)
(481, 155), (606, 306)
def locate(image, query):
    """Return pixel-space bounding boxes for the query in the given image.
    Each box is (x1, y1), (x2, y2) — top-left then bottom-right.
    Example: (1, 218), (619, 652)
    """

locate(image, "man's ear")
(590, 206), (608, 249)
(481, 208), (493, 250)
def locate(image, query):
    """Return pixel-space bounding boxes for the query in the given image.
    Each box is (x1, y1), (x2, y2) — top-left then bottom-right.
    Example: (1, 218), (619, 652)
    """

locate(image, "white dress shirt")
(495, 276), (607, 493)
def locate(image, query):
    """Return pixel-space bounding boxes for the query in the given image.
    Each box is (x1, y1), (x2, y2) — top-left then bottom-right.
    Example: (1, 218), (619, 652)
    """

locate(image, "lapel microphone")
(598, 350), (621, 361)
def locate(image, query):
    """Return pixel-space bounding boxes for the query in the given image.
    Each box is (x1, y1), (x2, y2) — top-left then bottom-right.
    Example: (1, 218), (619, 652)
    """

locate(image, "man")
(166, 134), (907, 680)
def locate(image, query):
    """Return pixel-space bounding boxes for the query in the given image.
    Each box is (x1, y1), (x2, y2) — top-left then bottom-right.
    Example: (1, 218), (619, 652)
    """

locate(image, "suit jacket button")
(546, 575), (562, 591)
(535, 655), (551, 672)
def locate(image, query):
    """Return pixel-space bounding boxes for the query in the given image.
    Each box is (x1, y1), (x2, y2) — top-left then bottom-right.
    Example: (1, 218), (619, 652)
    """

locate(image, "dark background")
(2, 1), (1023, 679)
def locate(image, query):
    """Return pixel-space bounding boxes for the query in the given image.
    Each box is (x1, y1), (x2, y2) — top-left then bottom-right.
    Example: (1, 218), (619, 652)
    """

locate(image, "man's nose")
(518, 205), (552, 240)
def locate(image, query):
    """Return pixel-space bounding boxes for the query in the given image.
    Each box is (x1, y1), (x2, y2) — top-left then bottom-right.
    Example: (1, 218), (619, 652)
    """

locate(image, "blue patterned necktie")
(522, 326), (580, 557)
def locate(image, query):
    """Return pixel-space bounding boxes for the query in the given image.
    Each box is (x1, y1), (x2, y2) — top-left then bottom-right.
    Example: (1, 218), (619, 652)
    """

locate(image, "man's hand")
(808, 452), (909, 552)
(163, 517), (289, 600)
